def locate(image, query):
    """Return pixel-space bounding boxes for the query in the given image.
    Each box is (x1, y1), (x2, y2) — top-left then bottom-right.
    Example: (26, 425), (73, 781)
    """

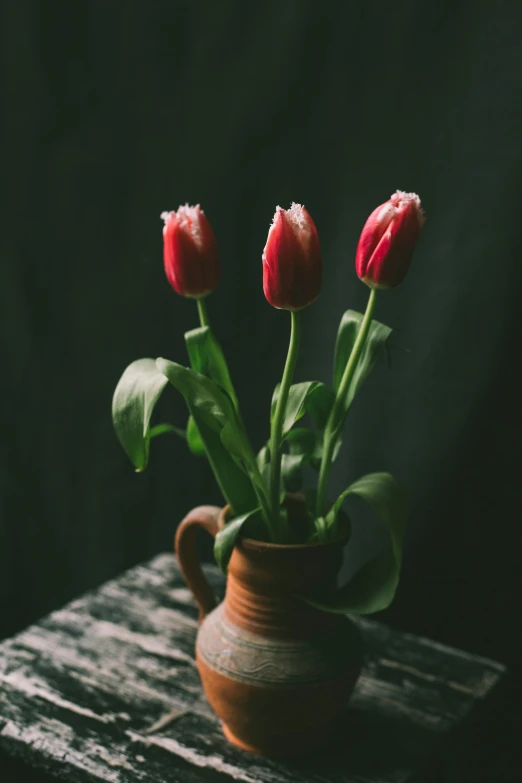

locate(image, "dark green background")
(1, 1), (521, 779)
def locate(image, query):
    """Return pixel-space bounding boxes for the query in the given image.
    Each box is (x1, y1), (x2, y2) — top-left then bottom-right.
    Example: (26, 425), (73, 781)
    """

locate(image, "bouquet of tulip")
(113, 191), (424, 615)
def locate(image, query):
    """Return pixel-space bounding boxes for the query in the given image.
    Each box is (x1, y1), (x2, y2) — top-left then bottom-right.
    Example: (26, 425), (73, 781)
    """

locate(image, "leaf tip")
(155, 357), (167, 375)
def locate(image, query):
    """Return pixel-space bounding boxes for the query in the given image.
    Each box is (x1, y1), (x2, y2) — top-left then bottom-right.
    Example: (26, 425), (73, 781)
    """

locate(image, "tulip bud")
(263, 203), (322, 311)
(161, 205), (220, 298)
(355, 191), (425, 289)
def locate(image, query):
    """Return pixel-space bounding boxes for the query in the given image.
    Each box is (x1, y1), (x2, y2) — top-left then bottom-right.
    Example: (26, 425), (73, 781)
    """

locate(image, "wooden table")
(0, 553), (506, 783)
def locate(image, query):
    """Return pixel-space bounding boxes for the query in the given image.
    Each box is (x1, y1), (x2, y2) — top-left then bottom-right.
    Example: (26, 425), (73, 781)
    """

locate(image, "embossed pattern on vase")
(198, 603), (360, 686)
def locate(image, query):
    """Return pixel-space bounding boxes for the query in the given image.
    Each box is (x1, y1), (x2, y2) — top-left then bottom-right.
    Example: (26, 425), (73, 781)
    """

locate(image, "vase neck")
(223, 538), (345, 639)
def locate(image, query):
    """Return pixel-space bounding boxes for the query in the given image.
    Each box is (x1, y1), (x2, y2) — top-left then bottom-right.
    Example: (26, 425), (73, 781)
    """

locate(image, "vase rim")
(218, 503), (350, 552)
(240, 529), (350, 551)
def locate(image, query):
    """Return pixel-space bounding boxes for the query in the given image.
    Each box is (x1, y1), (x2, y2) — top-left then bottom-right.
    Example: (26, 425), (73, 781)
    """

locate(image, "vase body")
(175, 502), (363, 757)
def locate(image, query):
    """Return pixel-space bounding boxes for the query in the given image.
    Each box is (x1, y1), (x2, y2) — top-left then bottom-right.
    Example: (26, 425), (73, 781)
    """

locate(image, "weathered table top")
(0, 553), (505, 783)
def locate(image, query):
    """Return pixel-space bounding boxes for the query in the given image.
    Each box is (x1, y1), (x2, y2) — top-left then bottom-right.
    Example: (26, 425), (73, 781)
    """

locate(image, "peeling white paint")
(92, 620), (198, 660)
(128, 730), (263, 783)
(0, 670), (118, 724)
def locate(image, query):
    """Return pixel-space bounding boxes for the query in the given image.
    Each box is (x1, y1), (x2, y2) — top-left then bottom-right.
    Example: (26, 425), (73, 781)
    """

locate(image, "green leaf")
(220, 420), (254, 466)
(157, 358), (234, 429)
(271, 382), (335, 436)
(149, 423), (186, 440)
(186, 415), (205, 456)
(305, 472), (407, 615)
(305, 384), (336, 429)
(157, 358), (258, 515)
(112, 359), (170, 471)
(214, 508), (261, 572)
(311, 428), (343, 469)
(280, 453), (306, 491)
(280, 428), (317, 491)
(279, 423), (340, 472)
(257, 444), (269, 472)
(185, 326), (238, 410)
(285, 427), (316, 456)
(220, 420), (269, 500)
(257, 429), (317, 493)
(256, 444), (271, 495)
(193, 415), (258, 514)
(333, 310), (392, 407)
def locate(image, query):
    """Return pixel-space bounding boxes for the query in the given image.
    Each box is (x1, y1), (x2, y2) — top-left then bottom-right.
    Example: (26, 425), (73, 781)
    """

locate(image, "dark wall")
(2, 0), (521, 718)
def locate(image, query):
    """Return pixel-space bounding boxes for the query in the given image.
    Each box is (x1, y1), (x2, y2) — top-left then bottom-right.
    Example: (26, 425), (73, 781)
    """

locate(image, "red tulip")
(263, 203), (322, 311)
(355, 191), (425, 289)
(161, 205), (220, 298)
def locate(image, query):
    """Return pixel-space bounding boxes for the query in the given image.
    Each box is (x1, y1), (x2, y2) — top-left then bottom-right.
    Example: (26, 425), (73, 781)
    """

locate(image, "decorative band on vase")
(197, 604), (362, 687)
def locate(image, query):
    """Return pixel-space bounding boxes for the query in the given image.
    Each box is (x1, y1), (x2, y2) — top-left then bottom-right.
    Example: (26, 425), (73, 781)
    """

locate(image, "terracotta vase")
(175, 496), (363, 757)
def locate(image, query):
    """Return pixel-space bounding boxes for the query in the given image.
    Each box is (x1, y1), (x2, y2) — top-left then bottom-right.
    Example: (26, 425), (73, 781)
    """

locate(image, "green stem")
(197, 298), (209, 327)
(316, 288), (377, 519)
(269, 310), (301, 540)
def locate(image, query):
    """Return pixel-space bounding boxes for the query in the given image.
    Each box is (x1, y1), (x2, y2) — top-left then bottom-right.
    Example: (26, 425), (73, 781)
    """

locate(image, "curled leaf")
(112, 359), (170, 471)
(304, 472), (407, 615)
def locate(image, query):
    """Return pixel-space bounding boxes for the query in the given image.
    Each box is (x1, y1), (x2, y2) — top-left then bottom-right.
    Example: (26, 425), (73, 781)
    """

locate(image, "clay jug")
(175, 497), (362, 757)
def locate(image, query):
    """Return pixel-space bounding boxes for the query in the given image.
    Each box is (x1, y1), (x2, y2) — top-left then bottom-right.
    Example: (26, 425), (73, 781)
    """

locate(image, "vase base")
(221, 721), (329, 757)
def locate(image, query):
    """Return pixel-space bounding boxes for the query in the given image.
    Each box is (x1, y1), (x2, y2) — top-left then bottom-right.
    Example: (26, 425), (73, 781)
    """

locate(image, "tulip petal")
(162, 205), (220, 298)
(355, 191), (424, 289)
(263, 204), (322, 310)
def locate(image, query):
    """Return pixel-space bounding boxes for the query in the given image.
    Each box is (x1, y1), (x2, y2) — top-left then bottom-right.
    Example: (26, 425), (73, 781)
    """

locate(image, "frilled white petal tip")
(390, 190), (425, 225)
(161, 204), (204, 237)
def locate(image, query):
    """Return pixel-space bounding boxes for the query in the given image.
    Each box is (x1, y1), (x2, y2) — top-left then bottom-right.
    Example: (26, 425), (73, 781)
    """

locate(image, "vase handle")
(175, 505), (222, 623)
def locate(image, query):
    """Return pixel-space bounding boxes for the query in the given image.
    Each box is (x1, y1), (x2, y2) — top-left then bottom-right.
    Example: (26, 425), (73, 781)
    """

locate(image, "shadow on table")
(283, 674), (519, 783)
(0, 750), (57, 783)
(287, 706), (444, 781)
